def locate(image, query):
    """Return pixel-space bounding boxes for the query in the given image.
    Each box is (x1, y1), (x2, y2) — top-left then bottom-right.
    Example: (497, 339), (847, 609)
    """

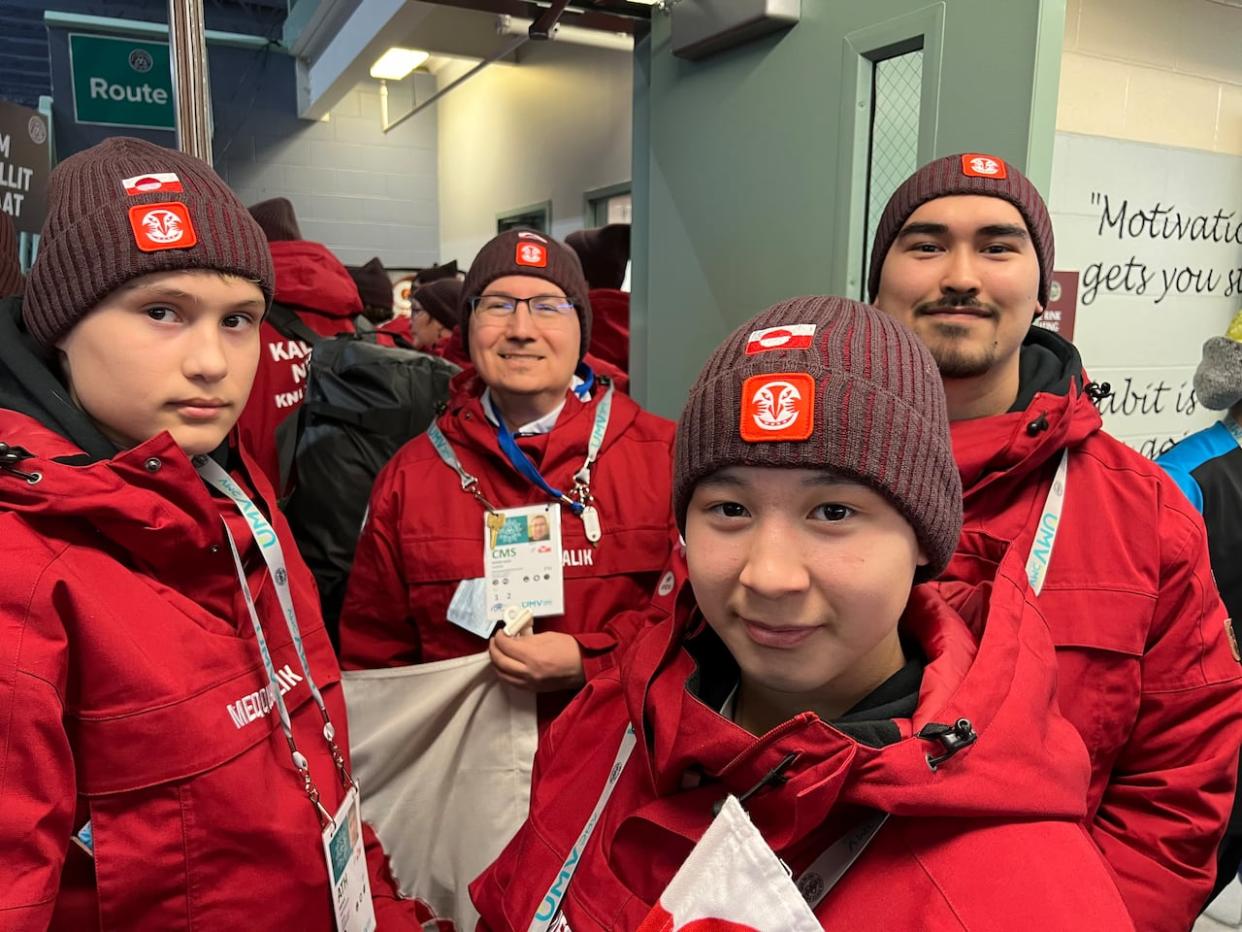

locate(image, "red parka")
(338, 373), (674, 693)
(471, 532), (1134, 931)
(235, 239), (361, 487)
(585, 288), (630, 376)
(945, 327), (1242, 931)
(0, 294), (419, 929)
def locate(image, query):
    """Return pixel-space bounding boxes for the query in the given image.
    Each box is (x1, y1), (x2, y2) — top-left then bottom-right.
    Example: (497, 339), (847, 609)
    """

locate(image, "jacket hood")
(952, 326), (1106, 495)
(270, 240), (363, 318)
(616, 531), (1091, 852)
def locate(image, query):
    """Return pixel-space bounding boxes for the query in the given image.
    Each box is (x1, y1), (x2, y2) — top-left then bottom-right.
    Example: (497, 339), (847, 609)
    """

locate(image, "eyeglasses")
(469, 293), (577, 322)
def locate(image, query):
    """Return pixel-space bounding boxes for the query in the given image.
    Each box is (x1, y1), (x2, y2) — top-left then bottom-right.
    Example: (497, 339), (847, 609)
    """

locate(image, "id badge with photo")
(321, 785), (377, 932)
(483, 504), (565, 627)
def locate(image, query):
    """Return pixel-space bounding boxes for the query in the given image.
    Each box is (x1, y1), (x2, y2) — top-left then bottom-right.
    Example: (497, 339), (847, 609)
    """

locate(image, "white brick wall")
(224, 73), (440, 270)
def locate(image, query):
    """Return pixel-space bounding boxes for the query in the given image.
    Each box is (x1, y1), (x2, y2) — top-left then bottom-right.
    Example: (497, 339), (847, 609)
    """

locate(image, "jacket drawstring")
(918, 719), (977, 771)
(1084, 381), (1113, 403)
(0, 442), (41, 484)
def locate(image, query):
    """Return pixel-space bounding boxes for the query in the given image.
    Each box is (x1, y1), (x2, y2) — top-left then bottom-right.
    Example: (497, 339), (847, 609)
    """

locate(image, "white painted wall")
(1052, 0), (1242, 457)
(434, 41), (633, 268)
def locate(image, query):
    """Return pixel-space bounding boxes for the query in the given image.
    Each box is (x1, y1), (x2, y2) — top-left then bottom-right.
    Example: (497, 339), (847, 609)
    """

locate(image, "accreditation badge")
(322, 785), (377, 932)
(483, 503), (565, 628)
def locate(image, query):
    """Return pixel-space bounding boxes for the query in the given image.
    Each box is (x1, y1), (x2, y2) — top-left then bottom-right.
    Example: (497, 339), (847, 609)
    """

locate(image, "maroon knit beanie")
(674, 296), (962, 578)
(867, 153), (1054, 307)
(416, 260), (458, 286)
(566, 223), (630, 291)
(248, 197), (302, 242)
(460, 229), (592, 360)
(415, 278), (463, 330)
(348, 257), (393, 310)
(23, 137), (274, 347)
(0, 211), (22, 298)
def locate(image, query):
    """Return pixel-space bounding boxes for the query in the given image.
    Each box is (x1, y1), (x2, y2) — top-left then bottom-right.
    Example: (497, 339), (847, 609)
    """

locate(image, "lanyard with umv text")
(1024, 449), (1069, 597)
(195, 455), (355, 826)
(527, 725), (886, 931)
(428, 379), (615, 544)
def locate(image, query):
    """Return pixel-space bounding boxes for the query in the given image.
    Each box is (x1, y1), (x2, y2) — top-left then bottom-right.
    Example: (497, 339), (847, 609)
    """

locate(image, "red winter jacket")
(0, 302), (418, 929)
(471, 533), (1134, 931)
(944, 328), (1242, 931)
(236, 239), (361, 488)
(586, 288), (630, 375)
(338, 373), (675, 711)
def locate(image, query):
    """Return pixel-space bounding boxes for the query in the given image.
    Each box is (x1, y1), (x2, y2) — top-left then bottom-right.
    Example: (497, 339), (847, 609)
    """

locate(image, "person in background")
(338, 228), (675, 724)
(0, 136), (419, 931)
(236, 197), (360, 488)
(1158, 308), (1242, 905)
(566, 223), (630, 375)
(0, 211), (23, 299)
(869, 152), (1242, 931)
(472, 296), (1134, 931)
(348, 256), (395, 326)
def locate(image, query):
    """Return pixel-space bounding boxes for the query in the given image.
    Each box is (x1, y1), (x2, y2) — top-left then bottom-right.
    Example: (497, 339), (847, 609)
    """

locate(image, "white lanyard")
(1226, 417), (1242, 449)
(1024, 449), (1069, 597)
(527, 724), (885, 929)
(195, 455), (354, 826)
(428, 381), (615, 543)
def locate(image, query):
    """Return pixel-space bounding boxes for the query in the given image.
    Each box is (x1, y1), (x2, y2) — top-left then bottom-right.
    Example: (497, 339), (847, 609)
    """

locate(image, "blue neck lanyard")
(488, 364), (603, 517)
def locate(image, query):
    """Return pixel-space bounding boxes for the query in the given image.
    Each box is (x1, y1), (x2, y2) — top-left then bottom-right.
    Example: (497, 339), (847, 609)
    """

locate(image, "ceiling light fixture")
(370, 48), (430, 81)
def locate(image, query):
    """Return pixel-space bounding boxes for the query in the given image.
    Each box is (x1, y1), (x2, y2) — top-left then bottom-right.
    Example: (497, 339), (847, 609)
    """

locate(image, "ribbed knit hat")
(248, 197), (302, 243)
(675, 296), (962, 578)
(348, 257), (393, 310)
(867, 153), (1054, 307)
(416, 278), (463, 330)
(1193, 309), (1242, 411)
(0, 211), (22, 298)
(566, 223), (630, 290)
(23, 137), (274, 347)
(460, 229), (592, 360)
(416, 260), (458, 286)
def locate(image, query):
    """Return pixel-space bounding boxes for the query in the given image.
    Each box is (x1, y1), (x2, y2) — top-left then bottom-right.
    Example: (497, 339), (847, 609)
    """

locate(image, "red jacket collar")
(614, 532), (1092, 853)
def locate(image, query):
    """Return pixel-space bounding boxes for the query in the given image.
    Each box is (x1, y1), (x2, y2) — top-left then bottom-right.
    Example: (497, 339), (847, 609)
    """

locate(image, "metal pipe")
(167, 0), (213, 160)
(382, 32), (529, 134)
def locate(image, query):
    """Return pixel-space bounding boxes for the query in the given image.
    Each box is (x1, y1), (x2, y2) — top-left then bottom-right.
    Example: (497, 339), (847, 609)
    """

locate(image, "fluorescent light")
(370, 48), (430, 81)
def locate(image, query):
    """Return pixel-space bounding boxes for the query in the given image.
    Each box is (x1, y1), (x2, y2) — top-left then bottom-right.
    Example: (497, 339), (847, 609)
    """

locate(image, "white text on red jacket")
(226, 663), (305, 729)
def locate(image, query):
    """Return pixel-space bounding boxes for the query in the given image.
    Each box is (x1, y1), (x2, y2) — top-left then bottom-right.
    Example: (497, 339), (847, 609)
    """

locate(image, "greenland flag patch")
(745, 324), (816, 355)
(122, 172), (183, 196)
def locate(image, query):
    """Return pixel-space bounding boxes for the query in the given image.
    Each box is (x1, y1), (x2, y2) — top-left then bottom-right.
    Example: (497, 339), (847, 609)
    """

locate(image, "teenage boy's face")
(685, 467), (927, 699)
(873, 195), (1041, 379)
(57, 269), (265, 456)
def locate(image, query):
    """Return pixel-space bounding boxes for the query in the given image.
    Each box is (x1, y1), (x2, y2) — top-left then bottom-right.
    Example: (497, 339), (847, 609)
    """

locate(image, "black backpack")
(267, 303), (460, 645)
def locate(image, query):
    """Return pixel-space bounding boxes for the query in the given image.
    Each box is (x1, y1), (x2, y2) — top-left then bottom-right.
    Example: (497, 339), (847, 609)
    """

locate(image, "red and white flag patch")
(740, 372), (815, 443)
(515, 241), (548, 268)
(745, 324), (816, 355)
(128, 202), (198, 252)
(122, 172), (183, 196)
(960, 154), (1007, 179)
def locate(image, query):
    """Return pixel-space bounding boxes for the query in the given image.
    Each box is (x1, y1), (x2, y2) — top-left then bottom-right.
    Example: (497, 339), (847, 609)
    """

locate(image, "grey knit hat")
(24, 137), (274, 346)
(1193, 311), (1242, 411)
(674, 295), (963, 578)
(868, 152), (1055, 307)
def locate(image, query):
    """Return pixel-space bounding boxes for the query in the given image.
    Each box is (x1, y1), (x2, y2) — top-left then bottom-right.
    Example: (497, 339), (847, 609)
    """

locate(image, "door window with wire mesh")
(862, 47), (923, 296)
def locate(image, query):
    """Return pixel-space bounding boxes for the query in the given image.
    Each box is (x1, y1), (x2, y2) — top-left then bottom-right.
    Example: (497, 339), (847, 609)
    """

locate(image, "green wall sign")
(69, 33), (175, 131)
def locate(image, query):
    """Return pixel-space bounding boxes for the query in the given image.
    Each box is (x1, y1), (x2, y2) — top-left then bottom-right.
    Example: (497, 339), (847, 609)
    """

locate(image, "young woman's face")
(56, 269), (265, 456)
(685, 467), (927, 699)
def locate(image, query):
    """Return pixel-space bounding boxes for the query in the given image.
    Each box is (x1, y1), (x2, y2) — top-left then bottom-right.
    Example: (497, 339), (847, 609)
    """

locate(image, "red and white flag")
(745, 324), (816, 355)
(122, 172), (183, 196)
(635, 796), (821, 932)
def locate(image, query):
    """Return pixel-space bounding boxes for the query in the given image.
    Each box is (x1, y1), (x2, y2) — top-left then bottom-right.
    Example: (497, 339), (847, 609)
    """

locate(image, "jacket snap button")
(144, 457), (163, 473)
(209, 544), (221, 554)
